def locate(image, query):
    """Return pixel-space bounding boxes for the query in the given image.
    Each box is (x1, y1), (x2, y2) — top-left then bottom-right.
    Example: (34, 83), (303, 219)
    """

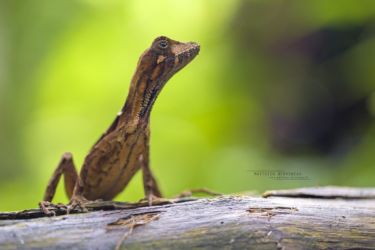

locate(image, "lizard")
(40, 36), (200, 213)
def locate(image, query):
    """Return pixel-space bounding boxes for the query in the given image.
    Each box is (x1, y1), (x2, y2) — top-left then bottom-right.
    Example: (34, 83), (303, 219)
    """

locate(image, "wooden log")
(0, 186), (374, 250)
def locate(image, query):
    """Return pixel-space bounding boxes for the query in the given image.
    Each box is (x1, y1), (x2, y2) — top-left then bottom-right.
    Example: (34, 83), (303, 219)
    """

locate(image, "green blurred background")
(1, 0), (375, 211)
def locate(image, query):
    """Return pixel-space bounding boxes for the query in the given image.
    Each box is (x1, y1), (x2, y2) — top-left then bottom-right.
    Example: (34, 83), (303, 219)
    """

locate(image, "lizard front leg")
(140, 152), (163, 205)
(39, 152), (78, 215)
(67, 162), (91, 213)
(42, 152), (78, 201)
(139, 131), (163, 205)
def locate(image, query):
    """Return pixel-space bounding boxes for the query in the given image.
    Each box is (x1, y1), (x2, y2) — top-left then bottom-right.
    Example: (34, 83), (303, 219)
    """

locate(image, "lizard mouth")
(177, 42), (200, 58)
(174, 42), (200, 70)
(181, 42), (200, 57)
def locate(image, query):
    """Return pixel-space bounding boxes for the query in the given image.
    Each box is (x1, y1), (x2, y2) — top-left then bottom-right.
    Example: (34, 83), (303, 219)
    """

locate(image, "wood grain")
(1, 187), (375, 250)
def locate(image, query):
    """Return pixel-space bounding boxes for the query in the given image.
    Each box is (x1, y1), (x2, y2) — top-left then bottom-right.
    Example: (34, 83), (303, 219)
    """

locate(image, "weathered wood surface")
(1, 186), (375, 250)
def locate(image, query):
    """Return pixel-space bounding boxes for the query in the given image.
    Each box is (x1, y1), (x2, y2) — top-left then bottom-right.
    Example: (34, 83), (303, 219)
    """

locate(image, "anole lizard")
(40, 36), (200, 212)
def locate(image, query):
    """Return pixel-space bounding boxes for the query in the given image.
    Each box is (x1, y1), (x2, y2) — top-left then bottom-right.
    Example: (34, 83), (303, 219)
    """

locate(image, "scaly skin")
(41, 36), (200, 210)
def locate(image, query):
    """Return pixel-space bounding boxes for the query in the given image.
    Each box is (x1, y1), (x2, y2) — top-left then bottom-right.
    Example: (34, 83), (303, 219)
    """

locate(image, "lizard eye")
(158, 40), (169, 49)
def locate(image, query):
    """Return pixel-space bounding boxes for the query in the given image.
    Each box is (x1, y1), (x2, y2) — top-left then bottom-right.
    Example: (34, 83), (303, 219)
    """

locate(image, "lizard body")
(42, 36), (200, 206)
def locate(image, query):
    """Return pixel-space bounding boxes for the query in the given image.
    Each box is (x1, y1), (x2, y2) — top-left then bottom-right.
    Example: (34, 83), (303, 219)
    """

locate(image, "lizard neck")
(120, 65), (167, 127)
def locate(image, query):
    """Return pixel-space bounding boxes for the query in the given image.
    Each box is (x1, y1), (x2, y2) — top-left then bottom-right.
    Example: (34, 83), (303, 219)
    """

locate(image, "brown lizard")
(40, 36), (200, 212)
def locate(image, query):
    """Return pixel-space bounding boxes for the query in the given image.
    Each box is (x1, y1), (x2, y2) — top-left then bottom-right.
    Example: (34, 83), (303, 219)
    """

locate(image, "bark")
(0, 186), (374, 250)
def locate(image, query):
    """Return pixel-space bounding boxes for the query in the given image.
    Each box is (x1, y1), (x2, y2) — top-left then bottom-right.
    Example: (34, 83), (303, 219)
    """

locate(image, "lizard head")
(138, 36), (200, 82)
(128, 36), (200, 119)
(149, 36), (200, 74)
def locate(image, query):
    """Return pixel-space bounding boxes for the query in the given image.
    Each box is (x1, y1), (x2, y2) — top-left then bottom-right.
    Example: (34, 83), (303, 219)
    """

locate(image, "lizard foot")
(39, 201), (69, 216)
(176, 188), (223, 198)
(67, 196), (89, 214)
(39, 201), (56, 216)
(139, 194), (173, 206)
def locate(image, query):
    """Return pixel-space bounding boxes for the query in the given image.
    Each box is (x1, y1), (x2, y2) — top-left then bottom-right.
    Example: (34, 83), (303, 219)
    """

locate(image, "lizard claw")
(176, 188), (222, 198)
(67, 196), (89, 214)
(39, 201), (56, 216)
(147, 194), (157, 206)
(139, 194), (173, 206)
(39, 196), (89, 216)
